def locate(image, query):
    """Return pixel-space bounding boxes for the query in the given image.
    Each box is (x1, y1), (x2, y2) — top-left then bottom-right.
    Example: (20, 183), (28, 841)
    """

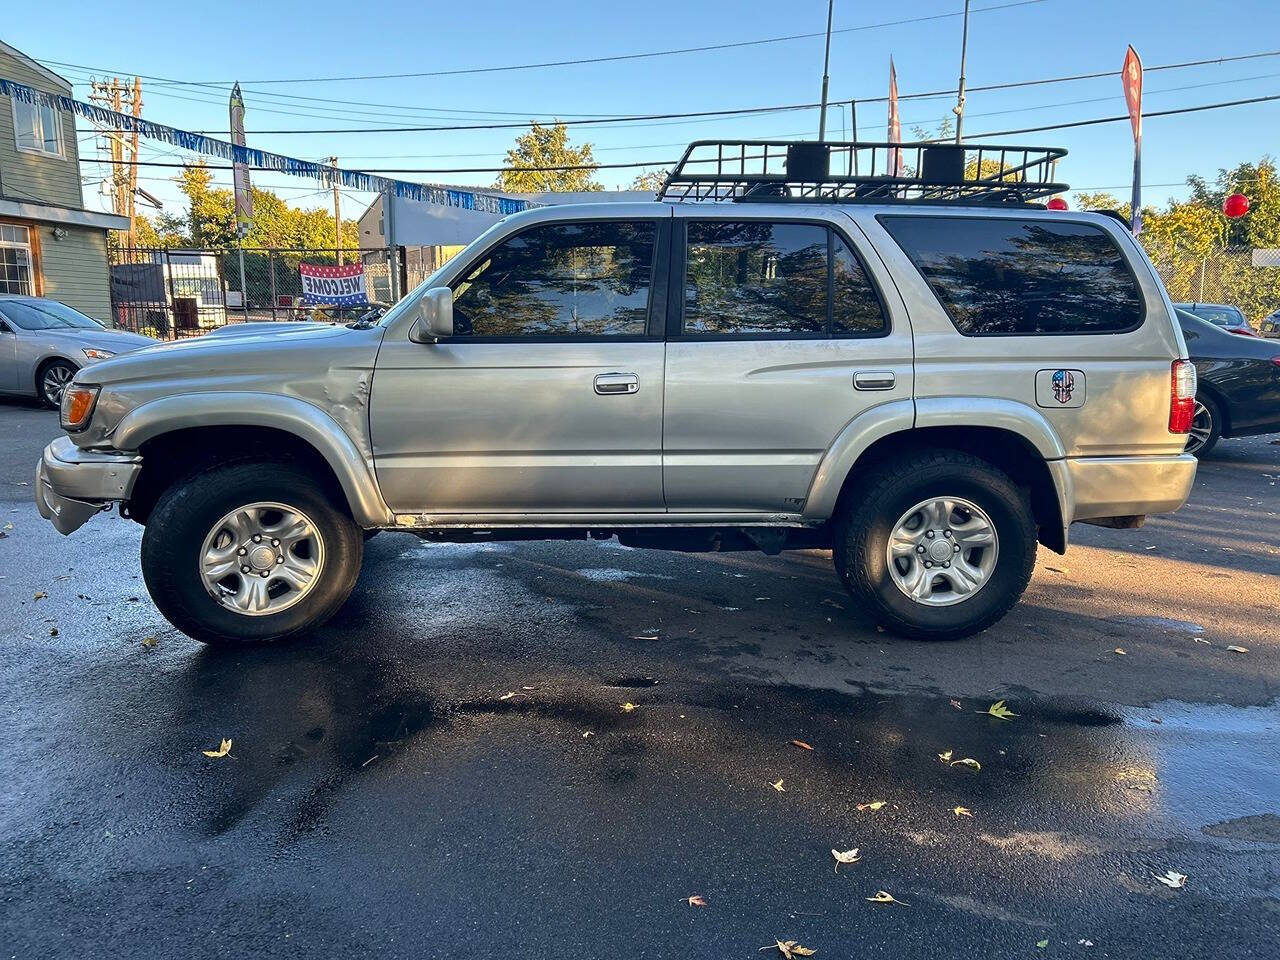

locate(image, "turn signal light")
(60, 384), (100, 432)
(1169, 360), (1196, 434)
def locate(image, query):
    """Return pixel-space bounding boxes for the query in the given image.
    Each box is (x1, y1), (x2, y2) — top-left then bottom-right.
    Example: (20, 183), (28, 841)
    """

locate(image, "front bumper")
(34, 437), (142, 535)
(1064, 453), (1198, 523)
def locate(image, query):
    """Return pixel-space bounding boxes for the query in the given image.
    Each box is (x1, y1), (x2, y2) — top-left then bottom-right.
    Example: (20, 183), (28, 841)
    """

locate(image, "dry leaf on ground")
(831, 848), (861, 872)
(979, 700), (1018, 720)
(1226, 645), (1249, 654)
(620, 702), (637, 712)
(950, 699), (962, 710)
(202, 738), (232, 758)
(33, 591), (47, 600)
(1114, 648), (1127, 656)
(759, 940), (816, 958)
(856, 801), (887, 811)
(770, 779), (786, 792)
(1155, 870), (1187, 889)
(950, 757), (982, 771)
(791, 739), (814, 751)
(953, 806), (973, 817)
(682, 895), (707, 907)
(938, 749), (954, 763)
(866, 890), (907, 905)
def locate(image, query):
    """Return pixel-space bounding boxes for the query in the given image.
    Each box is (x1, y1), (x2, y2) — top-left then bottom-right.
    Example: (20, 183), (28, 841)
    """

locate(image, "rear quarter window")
(880, 216), (1145, 336)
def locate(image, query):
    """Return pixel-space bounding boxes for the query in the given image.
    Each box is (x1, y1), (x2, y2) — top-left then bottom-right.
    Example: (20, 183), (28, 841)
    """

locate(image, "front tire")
(141, 461), (363, 646)
(833, 451), (1037, 640)
(38, 359), (77, 409)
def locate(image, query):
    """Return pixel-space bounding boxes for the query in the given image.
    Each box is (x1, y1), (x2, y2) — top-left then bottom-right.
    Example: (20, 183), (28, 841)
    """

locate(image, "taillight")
(1169, 360), (1196, 434)
(1272, 356), (1280, 367)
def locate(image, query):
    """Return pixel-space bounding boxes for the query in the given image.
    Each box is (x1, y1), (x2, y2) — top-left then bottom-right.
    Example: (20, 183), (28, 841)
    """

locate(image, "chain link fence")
(1148, 244), (1280, 333)
(108, 245), (461, 339)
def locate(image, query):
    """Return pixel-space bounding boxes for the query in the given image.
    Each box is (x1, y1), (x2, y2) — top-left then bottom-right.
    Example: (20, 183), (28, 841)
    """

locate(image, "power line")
(137, 0), (1054, 86)
(83, 91), (1280, 178)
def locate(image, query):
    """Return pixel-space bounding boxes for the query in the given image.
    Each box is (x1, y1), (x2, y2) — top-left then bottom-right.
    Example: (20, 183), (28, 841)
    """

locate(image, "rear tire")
(833, 450), (1037, 640)
(1185, 395), (1222, 458)
(141, 461), (363, 646)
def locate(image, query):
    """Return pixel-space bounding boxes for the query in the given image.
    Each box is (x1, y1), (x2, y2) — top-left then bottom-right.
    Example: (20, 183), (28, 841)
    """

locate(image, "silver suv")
(34, 140), (1199, 645)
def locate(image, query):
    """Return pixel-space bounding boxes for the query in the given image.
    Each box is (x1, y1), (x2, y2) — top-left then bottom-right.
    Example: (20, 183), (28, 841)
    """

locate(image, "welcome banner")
(300, 263), (368, 305)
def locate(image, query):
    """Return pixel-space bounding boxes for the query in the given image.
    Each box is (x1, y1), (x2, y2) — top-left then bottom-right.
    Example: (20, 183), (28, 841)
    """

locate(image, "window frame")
(0, 222), (39, 296)
(877, 213), (1148, 338)
(12, 97), (66, 159)
(442, 217), (668, 344)
(669, 217), (892, 342)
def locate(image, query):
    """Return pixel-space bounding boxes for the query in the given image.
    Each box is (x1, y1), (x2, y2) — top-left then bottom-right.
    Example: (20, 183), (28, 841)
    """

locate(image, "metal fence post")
(269, 249), (278, 321)
(163, 249), (178, 341)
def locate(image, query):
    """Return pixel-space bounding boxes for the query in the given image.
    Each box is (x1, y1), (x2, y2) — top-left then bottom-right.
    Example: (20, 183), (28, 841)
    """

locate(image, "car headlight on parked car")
(82, 348), (115, 361)
(60, 384), (100, 432)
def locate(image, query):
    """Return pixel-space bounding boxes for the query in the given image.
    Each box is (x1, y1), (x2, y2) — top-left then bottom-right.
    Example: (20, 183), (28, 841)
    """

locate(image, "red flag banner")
(1122, 46), (1143, 234)
(300, 262), (368, 305)
(888, 57), (903, 176)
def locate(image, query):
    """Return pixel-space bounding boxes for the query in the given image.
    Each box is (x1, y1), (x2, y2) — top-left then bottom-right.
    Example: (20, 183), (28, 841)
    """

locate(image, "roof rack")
(657, 139), (1068, 205)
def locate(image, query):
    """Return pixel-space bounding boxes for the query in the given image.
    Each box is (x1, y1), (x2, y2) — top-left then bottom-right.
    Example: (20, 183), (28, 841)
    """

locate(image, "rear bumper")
(35, 437), (141, 535)
(1064, 453), (1198, 524)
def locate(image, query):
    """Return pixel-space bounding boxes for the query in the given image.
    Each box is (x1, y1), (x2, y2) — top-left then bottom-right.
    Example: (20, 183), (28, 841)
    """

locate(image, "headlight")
(82, 348), (115, 361)
(60, 384), (100, 431)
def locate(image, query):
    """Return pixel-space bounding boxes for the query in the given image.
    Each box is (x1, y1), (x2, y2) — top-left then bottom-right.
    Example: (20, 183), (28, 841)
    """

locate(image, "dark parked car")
(1260, 309), (1280, 339)
(1173, 302), (1259, 337)
(1176, 309), (1280, 455)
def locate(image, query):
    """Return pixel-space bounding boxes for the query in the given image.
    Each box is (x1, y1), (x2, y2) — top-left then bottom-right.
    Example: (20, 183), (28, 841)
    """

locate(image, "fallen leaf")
(1079, 940), (1094, 947)
(949, 699), (962, 710)
(866, 890), (907, 905)
(856, 801), (887, 811)
(498, 692), (518, 701)
(1193, 637), (1212, 645)
(582, 730), (593, 738)
(1226, 645), (1249, 654)
(791, 739), (814, 751)
(953, 806), (973, 817)
(1114, 648), (1127, 656)
(1155, 870), (1187, 889)
(2, 522), (13, 530)
(938, 749), (954, 763)
(201, 738), (232, 759)
(831, 848), (861, 872)
(759, 940), (815, 958)
(620, 702), (637, 712)
(979, 700), (1018, 720)
(33, 591), (47, 600)
(683, 895), (707, 907)
(770, 779), (786, 793)
(140, 635), (157, 648)
(1037, 940), (1049, 949)
(950, 757), (982, 772)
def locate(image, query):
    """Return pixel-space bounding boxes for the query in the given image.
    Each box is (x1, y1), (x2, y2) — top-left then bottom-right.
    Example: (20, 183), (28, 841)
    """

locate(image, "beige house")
(0, 40), (127, 320)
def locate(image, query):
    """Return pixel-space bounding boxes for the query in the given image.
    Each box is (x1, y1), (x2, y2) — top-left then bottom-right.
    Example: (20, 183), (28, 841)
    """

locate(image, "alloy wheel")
(1185, 400), (1213, 455)
(42, 364), (74, 406)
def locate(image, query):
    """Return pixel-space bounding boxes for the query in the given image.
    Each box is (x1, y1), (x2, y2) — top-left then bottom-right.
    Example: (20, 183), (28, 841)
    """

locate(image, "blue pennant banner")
(0, 77), (537, 216)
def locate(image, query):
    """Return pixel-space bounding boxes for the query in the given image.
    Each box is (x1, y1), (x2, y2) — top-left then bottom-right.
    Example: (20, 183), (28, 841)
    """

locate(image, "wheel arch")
(112, 393), (392, 527)
(33, 354), (79, 395)
(807, 401), (1068, 554)
(1196, 383), (1232, 438)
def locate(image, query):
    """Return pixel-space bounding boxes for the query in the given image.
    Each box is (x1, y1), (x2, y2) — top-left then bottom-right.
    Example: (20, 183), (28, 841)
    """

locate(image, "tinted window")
(683, 222), (886, 337)
(882, 217), (1144, 335)
(451, 221), (655, 337)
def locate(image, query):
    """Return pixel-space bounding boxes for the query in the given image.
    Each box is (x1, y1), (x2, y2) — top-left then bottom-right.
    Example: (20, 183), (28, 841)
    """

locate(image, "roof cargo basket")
(657, 139), (1068, 205)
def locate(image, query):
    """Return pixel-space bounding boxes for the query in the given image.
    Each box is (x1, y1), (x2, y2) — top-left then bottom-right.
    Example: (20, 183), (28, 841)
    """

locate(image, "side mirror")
(413, 287), (454, 341)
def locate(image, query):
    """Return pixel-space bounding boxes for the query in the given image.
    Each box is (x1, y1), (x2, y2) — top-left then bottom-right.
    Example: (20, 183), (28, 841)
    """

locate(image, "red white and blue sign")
(299, 262), (368, 305)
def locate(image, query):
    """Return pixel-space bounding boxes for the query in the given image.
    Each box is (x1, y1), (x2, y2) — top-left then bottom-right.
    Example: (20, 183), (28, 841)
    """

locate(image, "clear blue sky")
(6, 0), (1279, 226)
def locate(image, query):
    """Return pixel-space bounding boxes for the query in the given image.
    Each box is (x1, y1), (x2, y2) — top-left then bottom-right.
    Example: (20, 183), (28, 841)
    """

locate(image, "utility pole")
(326, 156), (343, 265)
(817, 0), (835, 140)
(953, 0), (971, 143)
(89, 77), (143, 247)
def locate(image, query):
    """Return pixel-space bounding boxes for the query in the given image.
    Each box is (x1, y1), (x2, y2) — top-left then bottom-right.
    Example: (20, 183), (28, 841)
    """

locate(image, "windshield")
(0, 298), (104, 331)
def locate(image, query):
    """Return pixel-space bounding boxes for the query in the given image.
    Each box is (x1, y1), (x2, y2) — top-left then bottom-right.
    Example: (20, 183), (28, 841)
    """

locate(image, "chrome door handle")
(854, 370), (896, 391)
(594, 372), (639, 395)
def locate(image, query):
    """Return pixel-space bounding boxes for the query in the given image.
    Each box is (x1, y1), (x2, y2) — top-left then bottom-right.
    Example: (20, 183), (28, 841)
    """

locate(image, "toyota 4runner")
(35, 140), (1199, 645)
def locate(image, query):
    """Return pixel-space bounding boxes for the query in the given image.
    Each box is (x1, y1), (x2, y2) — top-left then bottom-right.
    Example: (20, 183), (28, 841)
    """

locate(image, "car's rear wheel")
(833, 451), (1037, 640)
(37, 359), (77, 409)
(141, 461), (363, 645)
(1185, 395), (1222, 457)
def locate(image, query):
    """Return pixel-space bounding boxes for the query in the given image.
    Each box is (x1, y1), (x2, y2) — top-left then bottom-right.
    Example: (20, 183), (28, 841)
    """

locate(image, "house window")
(0, 224), (36, 295)
(13, 98), (65, 157)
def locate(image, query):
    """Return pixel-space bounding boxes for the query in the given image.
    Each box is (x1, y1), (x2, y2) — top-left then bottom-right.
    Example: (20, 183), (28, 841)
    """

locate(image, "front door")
(370, 217), (668, 516)
(662, 213), (914, 513)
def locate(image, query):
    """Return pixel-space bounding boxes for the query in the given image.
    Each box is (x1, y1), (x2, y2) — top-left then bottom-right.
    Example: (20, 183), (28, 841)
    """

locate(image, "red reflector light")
(1169, 360), (1196, 434)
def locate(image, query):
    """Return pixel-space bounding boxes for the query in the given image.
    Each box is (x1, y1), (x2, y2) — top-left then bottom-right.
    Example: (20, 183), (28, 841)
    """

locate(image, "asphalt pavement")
(1, 399), (1277, 959)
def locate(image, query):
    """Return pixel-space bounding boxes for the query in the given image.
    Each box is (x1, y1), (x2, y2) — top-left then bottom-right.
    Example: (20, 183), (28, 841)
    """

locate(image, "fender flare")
(802, 399), (916, 519)
(110, 392), (393, 527)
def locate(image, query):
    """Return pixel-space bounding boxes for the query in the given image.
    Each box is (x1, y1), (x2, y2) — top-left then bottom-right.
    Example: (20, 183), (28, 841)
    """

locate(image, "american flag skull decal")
(1051, 369), (1076, 404)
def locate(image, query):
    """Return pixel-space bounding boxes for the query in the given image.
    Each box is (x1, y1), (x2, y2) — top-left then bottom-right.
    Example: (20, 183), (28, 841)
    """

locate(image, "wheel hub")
(886, 497), (999, 607)
(198, 501), (325, 616)
(247, 544), (277, 571)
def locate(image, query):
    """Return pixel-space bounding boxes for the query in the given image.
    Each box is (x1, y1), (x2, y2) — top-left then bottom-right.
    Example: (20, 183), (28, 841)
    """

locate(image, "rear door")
(662, 209), (913, 513)
(370, 216), (669, 516)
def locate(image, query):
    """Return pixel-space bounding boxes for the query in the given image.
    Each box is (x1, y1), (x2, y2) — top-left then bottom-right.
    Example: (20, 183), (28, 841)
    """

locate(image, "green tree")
(630, 170), (669, 193)
(495, 122), (603, 193)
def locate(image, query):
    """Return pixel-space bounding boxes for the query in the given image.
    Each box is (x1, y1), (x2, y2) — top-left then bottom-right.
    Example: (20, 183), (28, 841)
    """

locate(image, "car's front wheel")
(141, 461), (363, 645)
(38, 359), (78, 409)
(833, 451), (1037, 640)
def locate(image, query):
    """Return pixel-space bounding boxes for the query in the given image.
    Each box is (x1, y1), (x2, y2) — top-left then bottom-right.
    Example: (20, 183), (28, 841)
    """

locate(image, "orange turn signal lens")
(60, 384), (100, 431)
